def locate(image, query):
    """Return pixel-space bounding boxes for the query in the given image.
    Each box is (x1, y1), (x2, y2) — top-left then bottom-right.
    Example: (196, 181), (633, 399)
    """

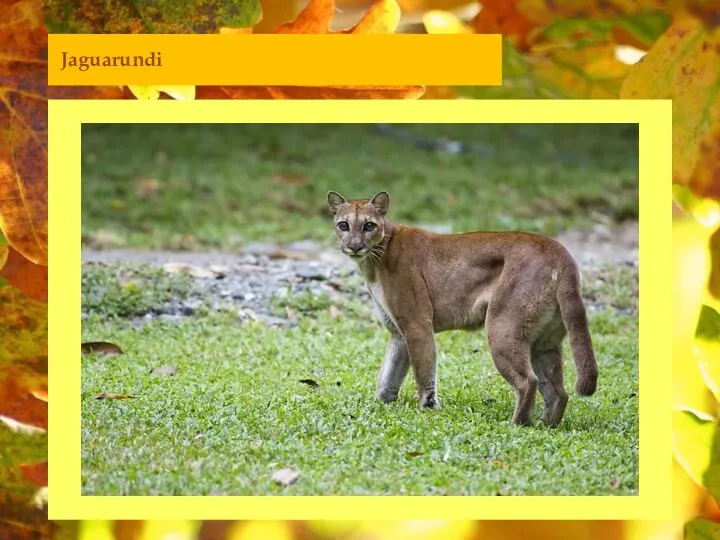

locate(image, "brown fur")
(327, 191), (598, 426)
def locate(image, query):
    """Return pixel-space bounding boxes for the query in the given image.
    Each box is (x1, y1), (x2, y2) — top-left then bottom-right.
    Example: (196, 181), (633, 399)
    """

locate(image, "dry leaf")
(136, 178), (165, 198)
(490, 459), (508, 468)
(0, 0), (49, 265)
(0, 416), (46, 435)
(329, 305), (341, 319)
(95, 393), (138, 400)
(0, 246), (47, 302)
(151, 365), (177, 376)
(286, 307), (299, 324)
(19, 462), (47, 487)
(472, 0), (535, 50)
(407, 450), (423, 457)
(621, 9), (720, 186)
(163, 262), (216, 278)
(81, 341), (124, 356)
(272, 467), (301, 486)
(299, 378), (320, 388)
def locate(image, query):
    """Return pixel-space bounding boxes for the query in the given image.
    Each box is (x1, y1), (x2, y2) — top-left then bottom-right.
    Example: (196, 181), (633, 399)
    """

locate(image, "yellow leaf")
(338, 0), (401, 34)
(621, 10), (720, 186)
(228, 521), (294, 540)
(672, 409), (719, 496)
(673, 218), (716, 416)
(423, 10), (473, 34)
(128, 85), (196, 100)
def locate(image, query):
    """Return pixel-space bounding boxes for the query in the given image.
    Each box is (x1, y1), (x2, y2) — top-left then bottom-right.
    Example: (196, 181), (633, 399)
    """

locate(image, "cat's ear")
(370, 192), (389, 217)
(327, 191), (347, 215)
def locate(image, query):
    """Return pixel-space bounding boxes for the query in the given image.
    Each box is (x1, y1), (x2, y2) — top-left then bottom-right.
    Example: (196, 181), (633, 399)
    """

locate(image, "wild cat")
(327, 191), (597, 426)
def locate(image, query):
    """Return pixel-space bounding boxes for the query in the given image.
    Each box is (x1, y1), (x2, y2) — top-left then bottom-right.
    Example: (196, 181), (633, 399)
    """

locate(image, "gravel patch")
(82, 222), (638, 326)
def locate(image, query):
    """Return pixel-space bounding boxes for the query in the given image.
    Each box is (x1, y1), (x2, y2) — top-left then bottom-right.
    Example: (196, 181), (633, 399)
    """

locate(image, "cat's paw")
(376, 388), (399, 403)
(420, 391), (441, 410)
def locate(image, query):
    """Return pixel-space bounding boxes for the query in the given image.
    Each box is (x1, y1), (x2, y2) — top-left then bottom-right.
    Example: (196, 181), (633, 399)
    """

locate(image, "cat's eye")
(363, 222), (376, 232)
(337, 221), (350, 231)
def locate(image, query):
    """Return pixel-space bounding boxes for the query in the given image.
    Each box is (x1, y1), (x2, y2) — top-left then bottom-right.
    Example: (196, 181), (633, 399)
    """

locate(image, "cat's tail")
(557, 267), (598, 396)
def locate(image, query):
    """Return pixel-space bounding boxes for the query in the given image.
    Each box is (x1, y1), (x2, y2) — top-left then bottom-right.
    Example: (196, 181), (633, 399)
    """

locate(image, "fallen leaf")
(81, 341), (124, 356)
(151, 365), (177, 377)
(286, 307), (299, 324)
(135, 178), (165, 198)
(621, 9), (720, 186)
(163, 262), (216, 278)
(0, 246), (47, 302)
(490, 459), (508, 468)
(272, 468), (300, 487)
(95, 393), (138, 400)
(407, 450), (423, 457)
(299, 378), (320, 388)
(609, 478), (620, 489)
(329, 305), (341, 319)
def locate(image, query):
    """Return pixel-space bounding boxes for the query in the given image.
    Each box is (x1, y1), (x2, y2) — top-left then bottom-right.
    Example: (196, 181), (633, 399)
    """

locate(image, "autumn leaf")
(95, 393), (138, 400)
(0, 0), (49, 266)
(81, 341), (124, 356)
(0, 282), (48, 534)
(690, 126), (720, 201)
(621, 10), (720, 186)
(44, 0), (262, 33)
(472, 0), (536, 50)
(0, 245), (47, 302)
(209, 0), (424, 100)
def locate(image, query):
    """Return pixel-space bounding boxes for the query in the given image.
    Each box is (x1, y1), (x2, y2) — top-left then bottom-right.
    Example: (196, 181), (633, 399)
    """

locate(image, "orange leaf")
(0, 0), (49, 266)
(211, 85), (425, 99)
(19, 462), (47, 487)
(472, 0), (535, 51)
(0, 246), (47, 303)
(274, 0), (335, 34)
(0, 368), (47, 431)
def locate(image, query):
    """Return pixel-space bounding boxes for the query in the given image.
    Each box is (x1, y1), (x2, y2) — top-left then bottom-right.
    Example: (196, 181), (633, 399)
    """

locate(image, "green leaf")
(696, 305), (720, 402)
(44, 0), (263, 34)
(685, 518), (720, 539)
(673, 409), (720, 501)
(0, 230), (7, 245)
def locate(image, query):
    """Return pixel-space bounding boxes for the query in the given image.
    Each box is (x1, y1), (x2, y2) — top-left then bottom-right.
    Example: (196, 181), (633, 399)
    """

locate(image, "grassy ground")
(81, 124), (638, 250)
(81, 263), (638, 496)
(81, 123), (638, 496)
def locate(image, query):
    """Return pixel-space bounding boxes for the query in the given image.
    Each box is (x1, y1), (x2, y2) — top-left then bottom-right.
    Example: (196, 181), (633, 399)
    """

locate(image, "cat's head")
(326, 191), (389, 261)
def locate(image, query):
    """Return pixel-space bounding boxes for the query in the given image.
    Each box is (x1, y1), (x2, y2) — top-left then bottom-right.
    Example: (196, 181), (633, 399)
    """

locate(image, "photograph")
(79, 121), (639, 497)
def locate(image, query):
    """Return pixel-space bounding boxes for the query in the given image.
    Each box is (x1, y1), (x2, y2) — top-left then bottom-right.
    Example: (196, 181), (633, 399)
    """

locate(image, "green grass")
(81, 123), (638, 250)
(81, 264), (638, 496)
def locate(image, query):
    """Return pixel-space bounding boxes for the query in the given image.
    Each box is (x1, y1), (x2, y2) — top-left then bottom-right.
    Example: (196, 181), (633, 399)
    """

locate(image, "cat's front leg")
(376, 335), (409, 403)
(401, 323), (440, 410)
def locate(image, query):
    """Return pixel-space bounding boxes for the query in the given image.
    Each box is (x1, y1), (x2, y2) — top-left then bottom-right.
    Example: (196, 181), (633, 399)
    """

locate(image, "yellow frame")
(49, 99), (671, 521)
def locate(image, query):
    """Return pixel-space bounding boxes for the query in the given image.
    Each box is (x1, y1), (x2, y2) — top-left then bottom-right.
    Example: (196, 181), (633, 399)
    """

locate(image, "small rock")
(243, 242), (281, 255)
(181, 300), (202, 316)
(272, 468), (300, 487)
(243, 292), (256, 301)
(287, 240), (321, 253)
(255, 314), (290, 327)
(296, 265), (329, 280)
